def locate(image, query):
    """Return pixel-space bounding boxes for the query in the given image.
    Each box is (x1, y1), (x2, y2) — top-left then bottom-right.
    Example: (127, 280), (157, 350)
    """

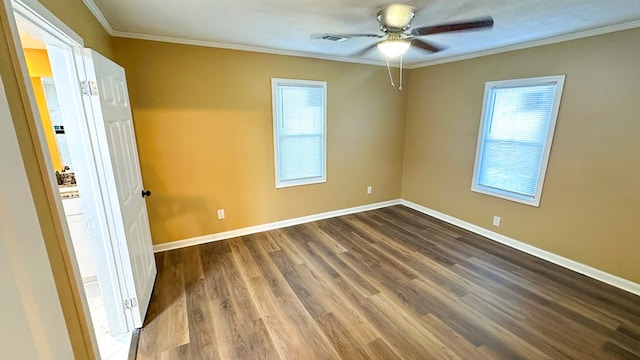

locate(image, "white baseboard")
(152, 197), (639, 297)
(400, 199), (640, 297)
(153, 199), (402, 253)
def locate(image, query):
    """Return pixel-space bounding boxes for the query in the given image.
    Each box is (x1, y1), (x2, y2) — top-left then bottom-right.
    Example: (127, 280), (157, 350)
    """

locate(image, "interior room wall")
(402, 27), (640, 284)
(0, 0), (114, 358)
(112, 38), (407, 245)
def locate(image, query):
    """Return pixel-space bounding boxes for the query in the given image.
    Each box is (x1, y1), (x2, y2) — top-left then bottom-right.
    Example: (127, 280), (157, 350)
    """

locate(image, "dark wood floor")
(136, 205), (640, 359)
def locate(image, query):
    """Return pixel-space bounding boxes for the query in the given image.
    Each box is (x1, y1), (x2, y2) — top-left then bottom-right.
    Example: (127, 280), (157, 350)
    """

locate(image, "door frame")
(4, 0), (135, 349)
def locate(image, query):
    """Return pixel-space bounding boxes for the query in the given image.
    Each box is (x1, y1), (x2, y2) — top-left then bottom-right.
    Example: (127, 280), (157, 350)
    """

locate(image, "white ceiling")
(87, 0), (640, 66)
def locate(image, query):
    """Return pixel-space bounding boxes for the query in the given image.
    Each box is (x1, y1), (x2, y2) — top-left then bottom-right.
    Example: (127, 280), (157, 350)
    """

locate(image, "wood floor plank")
(137, 205), (640, 360)
(364, 338), (402, 359)
(367, 293), (464, 360)
(305, 222), (348, 254)
(280, 232), (383, 347)
(180, 246), (205, 283)
(283, 226), (341, 278)
(229, 237), (263, 279)
(330, 276), (438, 359)
(315, 312), (370, 360)
(307, 241), (380, 297)
(419, 313), (499, 360)
(249, 235), (342, 359)
(184, 279), (220, 360)
(245, 274), (320, 359)
(269, 250), (329, 319)
(208, 251), (281, 359)
(242, 234), (291, 298)
(235, 235), (333, 359)
(137, 260), (189, 359)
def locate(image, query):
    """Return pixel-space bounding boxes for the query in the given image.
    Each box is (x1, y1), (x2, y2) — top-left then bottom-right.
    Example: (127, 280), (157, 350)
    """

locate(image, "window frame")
(471, 75), (566, 207)
(272, 78), (327, 188)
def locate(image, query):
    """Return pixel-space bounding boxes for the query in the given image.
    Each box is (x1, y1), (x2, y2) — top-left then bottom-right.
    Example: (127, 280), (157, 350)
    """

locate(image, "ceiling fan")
(339, 4), (494, 58)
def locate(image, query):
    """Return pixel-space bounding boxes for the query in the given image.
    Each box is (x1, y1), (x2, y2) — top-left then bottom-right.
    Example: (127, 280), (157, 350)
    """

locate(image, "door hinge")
(123, 297), (138, 311)
(80, 80), (98, 96)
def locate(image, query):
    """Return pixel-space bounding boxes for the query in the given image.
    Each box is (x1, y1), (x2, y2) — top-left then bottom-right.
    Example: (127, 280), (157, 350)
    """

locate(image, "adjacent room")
(1, 0), (639, 359)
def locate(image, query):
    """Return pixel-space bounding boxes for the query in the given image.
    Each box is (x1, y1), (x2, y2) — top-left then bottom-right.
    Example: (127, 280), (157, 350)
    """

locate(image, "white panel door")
(83, 49), (156, 328)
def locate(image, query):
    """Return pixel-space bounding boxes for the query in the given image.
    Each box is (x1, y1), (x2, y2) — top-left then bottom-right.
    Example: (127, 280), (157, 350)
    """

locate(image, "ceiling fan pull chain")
(399, 55), (403, 91)
(385, 56), (395, 88)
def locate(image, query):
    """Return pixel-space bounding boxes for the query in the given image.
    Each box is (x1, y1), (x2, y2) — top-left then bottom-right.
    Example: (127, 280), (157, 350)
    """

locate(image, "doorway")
(14, 10), (132, 360)
(8, 0), (158, 359)
(21, 37), (134, 360)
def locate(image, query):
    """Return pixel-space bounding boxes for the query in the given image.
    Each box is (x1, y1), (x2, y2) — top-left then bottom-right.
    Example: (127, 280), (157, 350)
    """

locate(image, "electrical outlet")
(367, 186), (373, 195)
(217, 209), (225, 220)
(492, 216), (501, 227)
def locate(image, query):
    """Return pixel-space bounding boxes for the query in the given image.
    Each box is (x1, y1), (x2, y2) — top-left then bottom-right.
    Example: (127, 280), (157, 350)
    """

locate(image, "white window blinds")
(272, 79), (327, 188)
(472, 75), (565, 206)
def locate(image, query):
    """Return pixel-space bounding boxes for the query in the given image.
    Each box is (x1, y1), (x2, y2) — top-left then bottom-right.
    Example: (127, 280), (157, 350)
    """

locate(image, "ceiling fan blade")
(411, 38), (443, 53)
(352, 42), (380, 56)
(411, 17), (494, 37)
(338, 33), (383, 38)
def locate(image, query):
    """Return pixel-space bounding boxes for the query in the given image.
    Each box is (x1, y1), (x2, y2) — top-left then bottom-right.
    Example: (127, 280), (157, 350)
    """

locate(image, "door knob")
(142, 190), (152, 198)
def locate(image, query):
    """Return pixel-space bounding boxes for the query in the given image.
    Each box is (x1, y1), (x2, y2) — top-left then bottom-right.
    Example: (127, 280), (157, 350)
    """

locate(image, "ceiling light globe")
(377, 39), (410, 57)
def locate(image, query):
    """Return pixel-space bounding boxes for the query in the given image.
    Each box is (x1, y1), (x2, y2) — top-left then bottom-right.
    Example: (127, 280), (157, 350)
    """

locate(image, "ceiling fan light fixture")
(377, 39), (410, 57)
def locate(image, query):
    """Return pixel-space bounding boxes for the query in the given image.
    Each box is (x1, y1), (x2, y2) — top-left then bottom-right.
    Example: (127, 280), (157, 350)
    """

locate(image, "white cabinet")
(62, 197), (97, 282)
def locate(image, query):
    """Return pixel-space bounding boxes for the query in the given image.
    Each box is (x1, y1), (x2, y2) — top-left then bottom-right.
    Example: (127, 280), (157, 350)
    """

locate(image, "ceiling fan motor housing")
(377, 4), (415, 32)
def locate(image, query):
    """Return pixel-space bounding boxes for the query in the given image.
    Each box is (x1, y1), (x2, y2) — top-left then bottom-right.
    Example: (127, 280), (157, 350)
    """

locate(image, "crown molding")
(81, 0), (389, 67)
(82, 0), (114, 34)
(406, 19), (640, 69)
(110, 30), (392, 67)
(81, 0), (640, 70)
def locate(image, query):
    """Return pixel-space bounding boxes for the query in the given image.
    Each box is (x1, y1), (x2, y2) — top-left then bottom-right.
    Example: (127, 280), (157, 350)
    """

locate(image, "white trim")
(152, 199), (401, 252)
(400, 199), (640, 297)
(408, 19), (640, 69)
(112, 31), (393, 67)
(81, 0), (114, 34)
(82, 275), (99, 284)
(11, 0), (83, 46)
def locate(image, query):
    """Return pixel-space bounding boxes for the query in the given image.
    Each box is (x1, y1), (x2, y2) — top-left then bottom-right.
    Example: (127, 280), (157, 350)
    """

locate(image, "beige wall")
(0, 0), (113, 358)
(403, 28), (640, 283)
(112, 38), (407, 245)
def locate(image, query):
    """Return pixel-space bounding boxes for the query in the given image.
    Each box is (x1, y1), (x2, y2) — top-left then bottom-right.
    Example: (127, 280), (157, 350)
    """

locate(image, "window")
(272, 78), (327, 188)
(471, 75), (565, 206)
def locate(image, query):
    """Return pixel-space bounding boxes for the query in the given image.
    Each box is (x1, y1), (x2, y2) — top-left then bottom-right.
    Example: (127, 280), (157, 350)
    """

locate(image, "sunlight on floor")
(84, 281), (132, 360)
